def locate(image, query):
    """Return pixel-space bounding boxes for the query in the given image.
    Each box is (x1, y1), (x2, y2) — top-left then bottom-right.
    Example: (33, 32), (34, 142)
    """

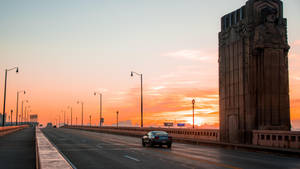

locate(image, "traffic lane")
(42, 128), (300, 169)
(42, 128), (218, 169)
(61, 129), (237, 169)
(0, 127), (36, 169)
(60, 128), (300, 169)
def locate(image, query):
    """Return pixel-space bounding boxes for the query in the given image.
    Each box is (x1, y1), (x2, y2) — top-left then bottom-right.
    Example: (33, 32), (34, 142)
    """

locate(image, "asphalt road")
(42, 128), (300, 169)
(0, 127), (36, 169)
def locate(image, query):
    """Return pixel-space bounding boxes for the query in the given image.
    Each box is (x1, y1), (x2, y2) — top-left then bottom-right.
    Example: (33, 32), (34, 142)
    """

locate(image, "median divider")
(35, 127), (73, 169)
(0, 125), (29, 136)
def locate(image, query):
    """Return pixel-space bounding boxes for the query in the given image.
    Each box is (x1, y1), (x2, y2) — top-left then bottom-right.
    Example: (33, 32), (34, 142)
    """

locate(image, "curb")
(35, 127), (73, 169)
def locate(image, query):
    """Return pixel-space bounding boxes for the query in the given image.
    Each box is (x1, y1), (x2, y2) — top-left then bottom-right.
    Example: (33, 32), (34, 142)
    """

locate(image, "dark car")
(142, 131), (172, 148)
(46, 123), (53, 128)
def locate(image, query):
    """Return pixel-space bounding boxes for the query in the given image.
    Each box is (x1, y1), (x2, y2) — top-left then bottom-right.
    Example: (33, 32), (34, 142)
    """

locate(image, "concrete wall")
(0, 125), (28, 136)
(66, 126), (300, 150)
(253, 130), (300, 149)
(67, 126), (220, 142)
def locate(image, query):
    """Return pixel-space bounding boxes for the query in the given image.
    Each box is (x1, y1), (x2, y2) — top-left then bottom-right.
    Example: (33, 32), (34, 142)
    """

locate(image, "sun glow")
(184, 117), (205, 126)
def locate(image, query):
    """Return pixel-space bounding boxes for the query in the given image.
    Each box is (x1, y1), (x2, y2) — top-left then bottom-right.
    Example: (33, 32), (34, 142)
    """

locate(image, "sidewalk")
(0, 127), (36, 169)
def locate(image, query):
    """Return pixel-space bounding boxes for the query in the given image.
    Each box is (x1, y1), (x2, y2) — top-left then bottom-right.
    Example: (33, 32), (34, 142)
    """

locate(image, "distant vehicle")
(46, 123), (53, 128)
(142, 131), (172, 148)
(53, 125), (57, 128)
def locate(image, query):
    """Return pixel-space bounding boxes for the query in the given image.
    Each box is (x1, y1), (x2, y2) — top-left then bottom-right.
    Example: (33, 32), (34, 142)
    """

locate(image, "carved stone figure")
(254, 7), (288, 50)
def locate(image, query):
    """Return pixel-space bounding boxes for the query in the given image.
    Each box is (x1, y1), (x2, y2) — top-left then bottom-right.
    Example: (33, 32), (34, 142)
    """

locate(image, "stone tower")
(218, 0), (290, 144)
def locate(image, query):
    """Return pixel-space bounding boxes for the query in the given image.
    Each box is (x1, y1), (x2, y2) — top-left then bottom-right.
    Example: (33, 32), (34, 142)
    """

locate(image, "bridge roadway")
(0, 127), (36, 169)
(42, 128), (300, 169)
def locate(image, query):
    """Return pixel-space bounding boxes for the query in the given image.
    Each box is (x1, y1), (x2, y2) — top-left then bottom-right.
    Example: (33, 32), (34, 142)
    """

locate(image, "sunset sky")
(0, 0), (300, 129)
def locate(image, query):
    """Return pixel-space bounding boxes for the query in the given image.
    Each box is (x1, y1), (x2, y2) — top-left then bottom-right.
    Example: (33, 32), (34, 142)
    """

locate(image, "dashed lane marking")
(124, 155), (140, 162)
(96, 144), (103, 149)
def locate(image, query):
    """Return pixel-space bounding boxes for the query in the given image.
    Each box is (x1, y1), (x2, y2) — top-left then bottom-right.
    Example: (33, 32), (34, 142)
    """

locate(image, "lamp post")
(10, 110), (13, 125)
(27, 109), (31, 123)
(77, 101), (84, 126)
(89, 115), (91, 127)
(192, 99), (195, 129)
(130, 71), (143, 128)
(94, 92), (103, 127)
(21, 100), (28, 124)
(62, 110), (65, 125)
(2, 67), (18, 126)
(68, 106), (73, 126)
(26, 106), (30, 123)
(24, 105), (30, 124)
(16, 90), (26, 125)
(116, 111), (119, 128)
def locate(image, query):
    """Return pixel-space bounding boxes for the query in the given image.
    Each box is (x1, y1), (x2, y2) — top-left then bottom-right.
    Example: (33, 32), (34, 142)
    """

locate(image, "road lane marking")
(96, 144), (103, 149)
(124, 155), (140, 162)
(154, 149), (241, 169)
(63, 128), (240, 168)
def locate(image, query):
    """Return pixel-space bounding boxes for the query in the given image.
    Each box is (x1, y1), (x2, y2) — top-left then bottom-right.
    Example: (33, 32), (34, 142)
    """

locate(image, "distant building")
(30, 114), (38, 123)
(219, 0), (290, 144)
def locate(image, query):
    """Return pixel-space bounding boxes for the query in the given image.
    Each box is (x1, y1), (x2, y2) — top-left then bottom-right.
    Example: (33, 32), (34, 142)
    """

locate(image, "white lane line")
(96, 144), (103, 149)
(124, 155), (140, 162)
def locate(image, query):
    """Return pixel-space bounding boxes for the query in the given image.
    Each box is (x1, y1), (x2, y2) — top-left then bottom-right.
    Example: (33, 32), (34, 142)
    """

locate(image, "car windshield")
(152, 131), (168, 136)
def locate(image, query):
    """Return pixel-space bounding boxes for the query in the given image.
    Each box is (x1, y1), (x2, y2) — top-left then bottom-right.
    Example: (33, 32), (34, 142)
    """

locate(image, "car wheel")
(142, 141), (146, 147)
(167, 143), (172, 149)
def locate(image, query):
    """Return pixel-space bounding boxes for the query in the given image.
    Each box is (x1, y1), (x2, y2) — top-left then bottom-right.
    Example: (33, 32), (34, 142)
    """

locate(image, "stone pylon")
(218, 0), (290, 144)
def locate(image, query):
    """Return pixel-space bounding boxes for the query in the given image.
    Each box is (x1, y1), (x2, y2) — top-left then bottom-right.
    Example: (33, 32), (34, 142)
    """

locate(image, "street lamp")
(116, 111), (119, 128)
(2, 66), (18, 126)
(61, 110), (66, 125)
(89, 115), (92, 127)
(16, 90), (26, 125)
(10, 110), (13, 125)
(94, 92), (103, 127)
(67, 106), (73, 126)
(192, 99), (195, 129)
(130, 71), (143, 128)
(77, 101), (84, 126)
(24, 105), (30, 124)
(21, 100), (28, 124)
(27, 109), (32, 123)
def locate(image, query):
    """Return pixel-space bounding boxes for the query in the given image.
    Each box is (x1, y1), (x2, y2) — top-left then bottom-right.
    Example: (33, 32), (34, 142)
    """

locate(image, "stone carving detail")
(254, 7), (289, 50)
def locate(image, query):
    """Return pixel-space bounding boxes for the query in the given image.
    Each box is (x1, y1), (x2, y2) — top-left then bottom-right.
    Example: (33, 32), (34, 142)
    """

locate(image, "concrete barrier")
(65, 126), (219, 142)
(253, 130), (300, 149)
(35, 127), (73, 169)
(0, 125), (29, 136)
(65, 126), (300, 156)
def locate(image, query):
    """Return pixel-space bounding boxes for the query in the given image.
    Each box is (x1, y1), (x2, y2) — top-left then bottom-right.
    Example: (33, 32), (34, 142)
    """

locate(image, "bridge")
(1, 0), (299, 168)
(1, 125), (300, 169)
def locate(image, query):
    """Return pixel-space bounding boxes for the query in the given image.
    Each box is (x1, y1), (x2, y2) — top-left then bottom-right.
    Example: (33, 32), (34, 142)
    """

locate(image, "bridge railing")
(66, 125), (220, 141)
(252, 130), (300, 149)
(0, 125), (29, 136)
